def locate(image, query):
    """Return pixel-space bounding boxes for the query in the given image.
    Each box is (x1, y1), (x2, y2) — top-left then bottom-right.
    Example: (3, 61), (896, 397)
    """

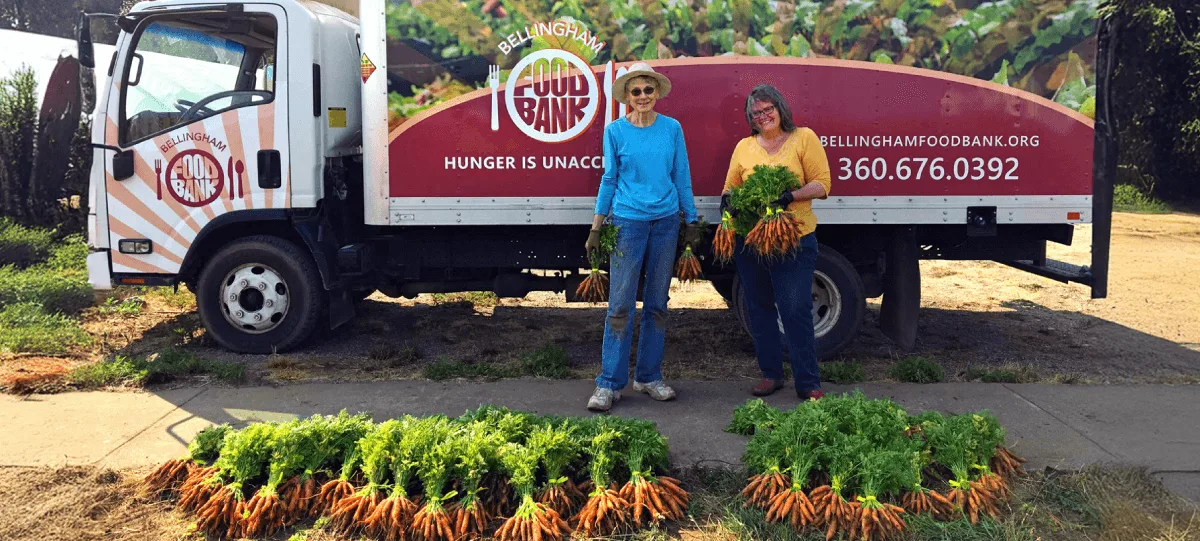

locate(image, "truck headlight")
(118, 239), (153, 254)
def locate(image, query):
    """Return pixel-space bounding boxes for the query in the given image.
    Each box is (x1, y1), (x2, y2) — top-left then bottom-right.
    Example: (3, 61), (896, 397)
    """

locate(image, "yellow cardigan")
(723, 127), (832, 237)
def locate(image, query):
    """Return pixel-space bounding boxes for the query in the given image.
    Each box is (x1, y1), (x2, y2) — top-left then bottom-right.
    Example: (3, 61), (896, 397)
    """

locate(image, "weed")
(1114, 184), (1171, 214)
(821, 360), (865, 384)
(98, 296), (145, 317)
(265, 354), (298, 370)
(424, 357), (515, 381)
(0, 302), (91, 354)
(68, 348), (245, 388)
(146, 286), (195, 309)
(519, 343), (571, 379)
(67, 355), (149, 387)
(367, 344), (399, 362)
(965, 363), (1040, 383)
(0, 218), (53, 267)
(888, 356), (945, 383)
(430, 291), (498, 308)
(0, 264), (93, 314)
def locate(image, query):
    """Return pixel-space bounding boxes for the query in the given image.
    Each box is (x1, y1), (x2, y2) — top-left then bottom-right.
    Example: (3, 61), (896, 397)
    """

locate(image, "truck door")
(102, 5), (289, 277)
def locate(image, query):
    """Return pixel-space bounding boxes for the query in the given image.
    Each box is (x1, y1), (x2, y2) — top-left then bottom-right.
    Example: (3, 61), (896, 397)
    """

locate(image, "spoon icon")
(234, 160), (245, 199)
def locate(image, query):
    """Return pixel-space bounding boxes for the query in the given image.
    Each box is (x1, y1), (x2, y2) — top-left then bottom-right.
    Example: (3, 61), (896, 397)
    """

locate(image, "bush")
(0, 302), (91, 354)
(821, 361), (865, 384)
(0, 218), (54, 267)
(888, 356), (945, 384)
(1113, 184), (1171, 213)
(47, 234), (88, 272)
(519, 343), (571, 379)
(0, 264), (93, 314)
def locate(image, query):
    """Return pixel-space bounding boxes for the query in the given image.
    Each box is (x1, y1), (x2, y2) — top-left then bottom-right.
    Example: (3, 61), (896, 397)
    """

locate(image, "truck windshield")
(121, 15), (276, 144)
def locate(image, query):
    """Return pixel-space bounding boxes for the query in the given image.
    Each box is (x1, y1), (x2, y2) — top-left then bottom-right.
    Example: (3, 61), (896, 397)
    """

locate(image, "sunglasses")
(629, 86), (656, 97)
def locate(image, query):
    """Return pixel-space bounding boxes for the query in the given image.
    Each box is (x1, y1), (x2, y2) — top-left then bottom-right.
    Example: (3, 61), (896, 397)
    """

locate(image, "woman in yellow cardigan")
(721, 83), (832, 401)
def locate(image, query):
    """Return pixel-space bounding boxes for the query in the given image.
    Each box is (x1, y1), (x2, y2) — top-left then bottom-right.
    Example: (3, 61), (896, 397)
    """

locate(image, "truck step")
(1001, 258), (1093, 286)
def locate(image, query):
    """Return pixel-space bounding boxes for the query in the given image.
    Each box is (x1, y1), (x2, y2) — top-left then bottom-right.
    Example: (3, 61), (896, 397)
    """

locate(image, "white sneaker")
(633, 380), (676, 401)
(587, 387), (621, 411)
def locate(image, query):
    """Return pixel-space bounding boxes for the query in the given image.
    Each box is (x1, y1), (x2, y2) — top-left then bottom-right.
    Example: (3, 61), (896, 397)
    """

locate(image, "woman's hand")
(720, 193), (736, 217)
(683, 222), (705, 247)
(585, 229), (602, 255)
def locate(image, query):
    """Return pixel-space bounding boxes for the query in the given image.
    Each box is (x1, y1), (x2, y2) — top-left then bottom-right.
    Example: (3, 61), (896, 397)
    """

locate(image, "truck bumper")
(87, 251), (113, 291)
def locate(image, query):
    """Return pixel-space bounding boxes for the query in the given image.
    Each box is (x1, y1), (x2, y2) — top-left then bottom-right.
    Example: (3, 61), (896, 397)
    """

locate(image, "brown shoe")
(797, 389), (826, 402)
(751, 379), (784, 397)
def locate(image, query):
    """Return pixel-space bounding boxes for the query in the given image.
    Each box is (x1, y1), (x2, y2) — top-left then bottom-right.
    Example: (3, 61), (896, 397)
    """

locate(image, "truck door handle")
(91, 144), (135, 181)
(257, 150), (281, 189)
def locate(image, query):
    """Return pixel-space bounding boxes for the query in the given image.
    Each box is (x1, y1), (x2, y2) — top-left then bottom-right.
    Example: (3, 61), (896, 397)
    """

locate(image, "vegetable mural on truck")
(383, 0), (1099, 215)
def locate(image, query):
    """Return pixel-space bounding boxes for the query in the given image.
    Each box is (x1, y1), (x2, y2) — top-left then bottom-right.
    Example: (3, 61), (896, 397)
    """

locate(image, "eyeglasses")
(751, 105), (776, 120)
(630, 86), (656, 97)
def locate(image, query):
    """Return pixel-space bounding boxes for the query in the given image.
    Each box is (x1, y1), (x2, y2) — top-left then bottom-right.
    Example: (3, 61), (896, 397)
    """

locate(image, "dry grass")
(0, 466), (191, 541)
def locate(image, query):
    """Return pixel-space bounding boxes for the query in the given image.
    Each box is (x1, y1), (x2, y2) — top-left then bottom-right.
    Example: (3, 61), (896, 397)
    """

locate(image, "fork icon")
(154, 159), (163, 200)
(488, 65), (500, 131)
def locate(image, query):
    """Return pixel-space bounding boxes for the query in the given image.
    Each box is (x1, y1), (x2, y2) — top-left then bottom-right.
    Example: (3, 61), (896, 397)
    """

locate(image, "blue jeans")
(733, 232), (821, 392)
(596, 215), (679, 391)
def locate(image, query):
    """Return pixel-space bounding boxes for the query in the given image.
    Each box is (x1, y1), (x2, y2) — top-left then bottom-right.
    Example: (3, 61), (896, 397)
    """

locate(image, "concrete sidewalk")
(2, 381), (1197, 500)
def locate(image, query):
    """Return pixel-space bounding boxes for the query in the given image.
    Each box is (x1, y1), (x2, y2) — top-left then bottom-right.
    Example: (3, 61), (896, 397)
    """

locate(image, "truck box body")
(82, 0), (1113, 354)
(381, 58), (1095, 226)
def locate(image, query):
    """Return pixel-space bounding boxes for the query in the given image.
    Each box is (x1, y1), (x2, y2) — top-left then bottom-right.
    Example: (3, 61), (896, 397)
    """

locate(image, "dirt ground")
(3, 211), (1199, 392)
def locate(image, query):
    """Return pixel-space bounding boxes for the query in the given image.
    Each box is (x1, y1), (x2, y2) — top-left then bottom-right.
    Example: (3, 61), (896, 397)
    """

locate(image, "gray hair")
(744, 84), (797, 135)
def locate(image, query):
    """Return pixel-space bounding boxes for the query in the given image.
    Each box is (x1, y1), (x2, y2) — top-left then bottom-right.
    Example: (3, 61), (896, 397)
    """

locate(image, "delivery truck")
(77, 0), (1115, 356)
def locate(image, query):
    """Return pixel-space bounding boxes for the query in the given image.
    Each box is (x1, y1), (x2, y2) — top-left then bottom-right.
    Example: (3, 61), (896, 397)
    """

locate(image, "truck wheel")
(732, 245), (865, 361)
(196, 235), (325, 354)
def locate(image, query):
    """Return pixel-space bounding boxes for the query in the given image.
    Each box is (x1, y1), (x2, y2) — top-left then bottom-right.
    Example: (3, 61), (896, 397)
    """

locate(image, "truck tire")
(196, 235), (326, 354)
(731, 244), (865, 361)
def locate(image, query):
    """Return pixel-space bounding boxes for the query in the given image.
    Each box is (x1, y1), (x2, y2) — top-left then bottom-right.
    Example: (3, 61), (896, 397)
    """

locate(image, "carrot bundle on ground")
(711, 211), (736, 264)
(147, 406), (691, 541)
(848, 496), (907, 541)
(410, 421), (460, 541)
(147, 424), (229, 498)
(742, 467), (790, 509)
(574, 430), (630, 536)
(745, 206), (803, 258)
(143, 458), (193, 497)
(330, 420), (400, 535)
(811, 482), (857, 540)
(674, 243), (703, 282)
(533, 423), (584, 518)
(991, 445), (1027, 479)
(194, 423), (278, 537)
(495, 439), (572, 541)
(619, 422), (687, 526)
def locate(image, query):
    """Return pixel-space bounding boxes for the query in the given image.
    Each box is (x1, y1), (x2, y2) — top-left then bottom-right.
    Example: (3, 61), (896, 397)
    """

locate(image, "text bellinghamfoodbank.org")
(821, 135), (1042, 148)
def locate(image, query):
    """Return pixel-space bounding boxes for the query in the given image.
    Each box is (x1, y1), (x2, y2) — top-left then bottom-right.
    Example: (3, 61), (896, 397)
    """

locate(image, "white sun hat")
(611, 62), (672, 105)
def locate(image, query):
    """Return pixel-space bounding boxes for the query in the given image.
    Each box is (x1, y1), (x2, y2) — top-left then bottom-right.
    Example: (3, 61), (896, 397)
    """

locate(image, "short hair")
(745, 84), (797, 135)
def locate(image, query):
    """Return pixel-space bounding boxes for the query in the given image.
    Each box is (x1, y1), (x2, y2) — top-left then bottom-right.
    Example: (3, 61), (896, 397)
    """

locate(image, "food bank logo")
(490, 20), (627, 144)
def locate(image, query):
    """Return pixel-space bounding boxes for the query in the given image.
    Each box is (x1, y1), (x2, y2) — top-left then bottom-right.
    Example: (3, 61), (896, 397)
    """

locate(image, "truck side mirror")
(77, 13), (95, 69)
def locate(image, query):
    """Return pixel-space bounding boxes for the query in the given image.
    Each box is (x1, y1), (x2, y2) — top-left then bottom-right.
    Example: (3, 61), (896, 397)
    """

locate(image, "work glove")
(720, 193), (736, 217)
(682, 221), (705, 247)
(774, 189), (796, 208)
(585, 228), (602, 256)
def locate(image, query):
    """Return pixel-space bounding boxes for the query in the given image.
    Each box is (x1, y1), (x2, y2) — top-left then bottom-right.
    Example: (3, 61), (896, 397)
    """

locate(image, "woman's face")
(626, 77), (658, 114)
(750, 99), (780, 133)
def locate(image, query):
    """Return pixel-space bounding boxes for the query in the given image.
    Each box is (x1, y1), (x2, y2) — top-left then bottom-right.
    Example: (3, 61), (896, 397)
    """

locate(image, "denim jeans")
(733, 232), (821, 392)
(596, 215), (679, 391)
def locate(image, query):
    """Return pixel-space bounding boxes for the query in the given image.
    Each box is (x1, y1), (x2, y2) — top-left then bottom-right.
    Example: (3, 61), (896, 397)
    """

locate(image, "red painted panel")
(389, 57), (1094, 199)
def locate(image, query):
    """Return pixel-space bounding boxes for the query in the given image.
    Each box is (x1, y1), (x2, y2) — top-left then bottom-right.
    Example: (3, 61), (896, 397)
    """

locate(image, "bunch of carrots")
(577, 223), (619, 303)
(730, 392), (1027, 540)
(719, 164), (806, 260)
(144, 407), (689, 541)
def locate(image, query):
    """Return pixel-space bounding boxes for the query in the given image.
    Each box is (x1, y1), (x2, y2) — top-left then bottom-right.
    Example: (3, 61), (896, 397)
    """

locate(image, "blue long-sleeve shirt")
(593, 115), (698, 223)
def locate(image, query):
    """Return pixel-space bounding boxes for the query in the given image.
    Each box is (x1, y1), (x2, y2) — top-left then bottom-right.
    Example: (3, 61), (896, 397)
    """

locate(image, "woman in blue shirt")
(585, 63), (703, 411)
